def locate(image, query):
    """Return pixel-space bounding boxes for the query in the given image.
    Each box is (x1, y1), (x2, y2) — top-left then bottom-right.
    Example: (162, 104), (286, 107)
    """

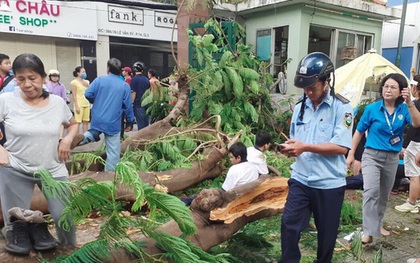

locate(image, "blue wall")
(388, 0), (419, 7)
(382, 47), (414, 77)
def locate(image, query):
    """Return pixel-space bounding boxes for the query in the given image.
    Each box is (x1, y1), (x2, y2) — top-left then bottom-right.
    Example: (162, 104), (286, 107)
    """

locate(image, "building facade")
(224, 0), (400, 94)
(382, 0), (420, 77)
(0, 0), (177, 93)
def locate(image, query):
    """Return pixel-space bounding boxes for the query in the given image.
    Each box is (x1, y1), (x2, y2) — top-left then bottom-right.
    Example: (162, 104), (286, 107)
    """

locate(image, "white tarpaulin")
(335, 49), (407, 108)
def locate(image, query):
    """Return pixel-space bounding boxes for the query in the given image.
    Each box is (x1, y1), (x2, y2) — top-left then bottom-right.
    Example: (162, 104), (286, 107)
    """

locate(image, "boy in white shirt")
(222, 142), (259, 191)
(247, 130), (272, 175)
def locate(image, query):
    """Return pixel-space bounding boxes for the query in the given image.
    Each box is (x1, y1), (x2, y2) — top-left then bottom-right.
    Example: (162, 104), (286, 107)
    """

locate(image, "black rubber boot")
(4, 218), (31, 255)
(29, 222), (58, 251)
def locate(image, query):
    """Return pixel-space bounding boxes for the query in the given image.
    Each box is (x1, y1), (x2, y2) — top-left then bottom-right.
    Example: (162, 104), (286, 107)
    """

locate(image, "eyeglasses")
(383, 85), (398, 91)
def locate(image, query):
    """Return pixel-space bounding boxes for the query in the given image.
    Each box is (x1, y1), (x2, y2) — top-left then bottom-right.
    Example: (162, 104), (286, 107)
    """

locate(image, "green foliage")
(209, 215), (281, 262)
(115, 161), (146, 212)
(216, 232), (273, 263)
(119, 132), (209, 172)
(145, 187), (197, 235)
(142, 83), (174, 123)
(351, 232), (363, 261)
(35, 156), (203, 262)
(51, 239), (111, 263)
(149, 232), (230, 263)
(373, 246), (383, 263)
(70, 152), (106, 175)
(188, 18), (278, 135)
(275, 94), (295, 139)
(265, 151), (294, 178)
(354, 98), (374, 126)
(35, 169), (114, 231)
(340, 201), (362, 227)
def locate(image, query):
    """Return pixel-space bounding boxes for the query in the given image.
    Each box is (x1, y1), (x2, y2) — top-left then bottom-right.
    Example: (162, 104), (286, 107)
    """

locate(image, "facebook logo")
(9, 26), (15, 31)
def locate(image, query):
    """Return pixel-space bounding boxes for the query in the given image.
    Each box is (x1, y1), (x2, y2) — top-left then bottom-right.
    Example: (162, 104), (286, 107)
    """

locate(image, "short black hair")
(255, 130), (272, 147)
(108, 58), (122, 75)
(148, 68), (156, 77)
(228, 142), (247, 163)
(13, 53), (49, 99)
(0, 53), (10, 64)
(378, 73), (407, 105)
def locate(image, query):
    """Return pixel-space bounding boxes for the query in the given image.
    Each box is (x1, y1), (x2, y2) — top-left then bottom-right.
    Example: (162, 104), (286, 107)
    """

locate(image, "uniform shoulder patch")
(335, 93), (350, 104)
(344, 112), (353, 128)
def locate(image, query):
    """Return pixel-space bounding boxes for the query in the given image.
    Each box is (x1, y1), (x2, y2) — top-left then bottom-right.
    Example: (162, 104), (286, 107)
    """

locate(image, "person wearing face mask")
(71, 66), (90, 133)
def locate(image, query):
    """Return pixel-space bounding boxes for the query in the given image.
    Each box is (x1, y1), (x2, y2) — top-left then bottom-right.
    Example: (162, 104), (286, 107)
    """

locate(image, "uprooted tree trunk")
(0, 176), (288, 262)
(0, 72), (290, 261)
(0, 143), (232, 227)
(96, 176), (289, 262)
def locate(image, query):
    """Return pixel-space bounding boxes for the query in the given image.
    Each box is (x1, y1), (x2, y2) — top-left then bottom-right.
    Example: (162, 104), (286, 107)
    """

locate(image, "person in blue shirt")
(130, 61), (150, 130)
(72, 58), (135, 171)
(279, 52), (353, 263)
(347, 73), (420, 244)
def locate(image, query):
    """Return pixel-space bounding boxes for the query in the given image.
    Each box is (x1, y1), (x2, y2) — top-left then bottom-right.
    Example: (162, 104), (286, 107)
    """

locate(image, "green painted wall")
(243, 3), (383, 94)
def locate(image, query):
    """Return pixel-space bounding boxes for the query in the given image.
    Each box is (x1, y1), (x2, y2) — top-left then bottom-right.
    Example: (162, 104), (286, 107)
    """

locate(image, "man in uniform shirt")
(279, 52), (353, 263)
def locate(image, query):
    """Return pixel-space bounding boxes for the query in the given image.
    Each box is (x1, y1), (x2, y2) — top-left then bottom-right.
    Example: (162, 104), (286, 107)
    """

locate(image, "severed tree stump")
(104, 176), (289, 261)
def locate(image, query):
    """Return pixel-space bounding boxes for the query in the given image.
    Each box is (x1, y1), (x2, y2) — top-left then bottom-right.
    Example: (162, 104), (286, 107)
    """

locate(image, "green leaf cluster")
(142, 83), (174, 123)
(35, 157), (216, 262)
(265, 151), (294, 178)
(149, 232), (230, 263)
(188, 19), (278, 135)
(120, 132), (214, 172)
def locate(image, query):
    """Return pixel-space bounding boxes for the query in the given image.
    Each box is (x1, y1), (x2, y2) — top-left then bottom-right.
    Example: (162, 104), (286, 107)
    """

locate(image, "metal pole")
(395, 0), (408, 68)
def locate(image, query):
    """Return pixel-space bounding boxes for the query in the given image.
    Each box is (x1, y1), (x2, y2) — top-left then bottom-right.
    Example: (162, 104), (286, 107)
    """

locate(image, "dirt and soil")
(339, 191), (420, 263)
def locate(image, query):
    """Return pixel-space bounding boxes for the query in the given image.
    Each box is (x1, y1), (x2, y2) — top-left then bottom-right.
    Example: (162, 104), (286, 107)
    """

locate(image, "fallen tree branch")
(0, 177), (289, 262)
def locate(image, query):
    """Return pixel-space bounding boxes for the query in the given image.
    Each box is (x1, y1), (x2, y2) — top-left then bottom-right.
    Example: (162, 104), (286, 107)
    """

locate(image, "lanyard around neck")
(383, 110), (396, 136)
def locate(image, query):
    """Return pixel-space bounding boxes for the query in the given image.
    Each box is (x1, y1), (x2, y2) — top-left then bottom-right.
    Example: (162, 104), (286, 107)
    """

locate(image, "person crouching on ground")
(222, 142), (259, 191)
(181, 142), (259, 206)
(247, 130), (272, 175)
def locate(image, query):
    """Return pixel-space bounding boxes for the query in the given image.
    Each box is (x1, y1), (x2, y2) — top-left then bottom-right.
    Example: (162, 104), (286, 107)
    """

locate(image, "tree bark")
(120, 73), (189, 153)
(0, 144), (228, 227)
(0, 176), (288, 262)
(105, 176), (289, 261)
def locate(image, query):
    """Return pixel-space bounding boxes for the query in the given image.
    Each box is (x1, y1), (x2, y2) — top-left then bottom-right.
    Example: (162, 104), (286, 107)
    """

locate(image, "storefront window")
(333, 30), (373, 68)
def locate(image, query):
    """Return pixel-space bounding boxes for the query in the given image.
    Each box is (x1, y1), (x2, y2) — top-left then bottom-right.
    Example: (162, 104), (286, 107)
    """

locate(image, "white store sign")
(0, 0), (97, 40)
(97, 2), (177, 42)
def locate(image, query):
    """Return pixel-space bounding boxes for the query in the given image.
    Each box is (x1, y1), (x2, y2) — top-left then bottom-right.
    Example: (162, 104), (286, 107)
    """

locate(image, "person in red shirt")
(122, 67), (132, 85)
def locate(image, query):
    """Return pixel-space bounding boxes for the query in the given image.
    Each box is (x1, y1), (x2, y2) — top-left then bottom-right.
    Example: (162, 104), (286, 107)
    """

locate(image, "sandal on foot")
(361, 235), (373, 244)
(381, 227), (390, 236)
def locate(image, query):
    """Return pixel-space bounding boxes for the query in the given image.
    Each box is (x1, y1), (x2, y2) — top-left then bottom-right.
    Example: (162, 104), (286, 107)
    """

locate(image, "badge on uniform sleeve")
(344, 112), (353, 128)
